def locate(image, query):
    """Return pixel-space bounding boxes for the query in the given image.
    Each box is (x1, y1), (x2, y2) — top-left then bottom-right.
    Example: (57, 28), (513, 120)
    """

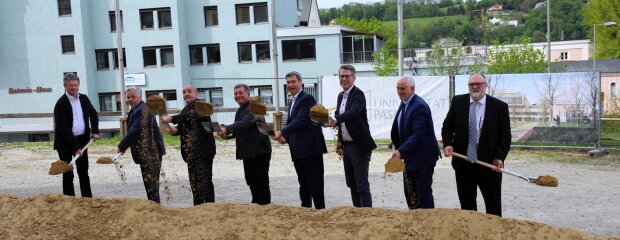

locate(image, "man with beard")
(274, 71), (327, 209)
(162, 85), (216, 205)
(117, 87), (165, 203)
(217, 84), (272, 205)
(441, 73), (511, 217)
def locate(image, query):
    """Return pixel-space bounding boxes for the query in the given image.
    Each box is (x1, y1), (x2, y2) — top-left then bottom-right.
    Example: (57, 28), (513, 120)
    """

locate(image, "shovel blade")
(49, 160), (73, 175)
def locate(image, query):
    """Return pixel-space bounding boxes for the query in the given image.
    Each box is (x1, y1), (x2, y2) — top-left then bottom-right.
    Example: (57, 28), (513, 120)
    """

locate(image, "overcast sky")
(316, 0), (383, 9)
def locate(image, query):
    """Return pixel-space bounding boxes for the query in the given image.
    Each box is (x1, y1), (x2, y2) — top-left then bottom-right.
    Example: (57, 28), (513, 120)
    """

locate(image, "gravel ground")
(0, 143), (618, 238)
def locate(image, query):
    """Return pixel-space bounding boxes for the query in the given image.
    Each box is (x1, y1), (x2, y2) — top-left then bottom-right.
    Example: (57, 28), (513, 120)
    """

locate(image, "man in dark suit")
(53, 73), (99, 198)
(162, 85), (216, 205)
(390, 76), (441, 209)
(328, 65), (376, 208)
(218, 84), (272, 205)
(274, 71), (327, 209)
(441, 73), (511, 217)
(117, 87), (165, 203)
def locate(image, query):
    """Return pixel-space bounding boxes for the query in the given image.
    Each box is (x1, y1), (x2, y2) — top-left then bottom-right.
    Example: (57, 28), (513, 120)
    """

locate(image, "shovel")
(451, 152), (558, 187)
(49, 138), (94, 175)
(96, 152), (122, 164)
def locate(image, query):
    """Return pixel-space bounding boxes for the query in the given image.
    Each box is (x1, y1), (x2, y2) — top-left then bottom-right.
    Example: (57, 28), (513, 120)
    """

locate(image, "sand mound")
(0, 194), (609, 240)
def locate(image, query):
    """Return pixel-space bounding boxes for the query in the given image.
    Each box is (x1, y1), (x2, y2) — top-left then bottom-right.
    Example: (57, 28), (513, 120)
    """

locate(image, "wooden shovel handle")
(451, 152), (496, 170)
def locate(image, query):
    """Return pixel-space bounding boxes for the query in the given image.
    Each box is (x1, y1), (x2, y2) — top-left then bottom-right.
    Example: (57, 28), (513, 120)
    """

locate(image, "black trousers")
(455, 163), (503, 216)
(403, 166), (435, 209)
(292, 153), (325, 209)
(242, 152), (271, 205)
(187, 154), (215, 205)
(139, 157), (162, 203)
(58, 134), (92, 198)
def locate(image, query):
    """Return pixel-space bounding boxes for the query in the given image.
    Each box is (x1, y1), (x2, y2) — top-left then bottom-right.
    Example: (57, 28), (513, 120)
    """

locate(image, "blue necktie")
(398, 102), (406, 139)
(467, 102), (478, 164)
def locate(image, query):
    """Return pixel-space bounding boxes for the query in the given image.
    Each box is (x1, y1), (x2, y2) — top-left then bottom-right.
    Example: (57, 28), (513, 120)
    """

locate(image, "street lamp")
(593, 21), (617, 150)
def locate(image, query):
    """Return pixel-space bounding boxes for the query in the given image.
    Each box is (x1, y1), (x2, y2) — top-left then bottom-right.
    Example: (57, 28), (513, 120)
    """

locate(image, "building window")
(253, 3), (268, 23)
(611, 82), (618, 98)
(143, 46), (172, 67)
(256, 41), (271, 62)
(142, 48), (157, 67)
(204, 6), (218, 27)
(189, 45), (204, 65)
(236, 5), (250, 25)
(250, 85), (273, 105)
(158, 8), (172, 28)
(198, 88), (224, 107)
(58, 0), (71, 16)
(99, 93), (120, 112)
(206, 44), (221, 64)
(61, 35), (75, 54)
(109, 11), (124, 32)
(160, 46), (174, 66)
(282, 39), (316, 60)
(238, 43), (252, 63)
(113, 49), (127, 68)
(146, 90), (178, 109)
(95, 50), (110, 70)
(140, 10), (154, 29)
(560, 52), (568, 60)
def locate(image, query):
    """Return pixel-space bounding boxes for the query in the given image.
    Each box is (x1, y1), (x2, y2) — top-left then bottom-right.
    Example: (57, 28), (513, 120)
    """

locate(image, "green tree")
(372, 41), (398, 76)
(426, 40), (465, 76)
(486, 37), (548, 74)
(583, 0), (620, 59)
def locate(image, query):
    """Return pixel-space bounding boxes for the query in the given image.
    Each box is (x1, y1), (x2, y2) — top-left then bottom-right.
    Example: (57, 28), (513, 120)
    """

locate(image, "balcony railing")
(341, 45), (488, 64)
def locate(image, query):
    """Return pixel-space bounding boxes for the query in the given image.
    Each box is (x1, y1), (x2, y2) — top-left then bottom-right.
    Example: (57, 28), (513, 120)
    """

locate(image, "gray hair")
(285, 71), (302, 82)
(233, 84), (250, 94)
(183, 84), (197, 92)
(125, 86), (142, 96)
(63, 73), (80, 84)
(401, 76), (415, 87)
(469, 73), (487, 82)
(339, 64), (356, 76)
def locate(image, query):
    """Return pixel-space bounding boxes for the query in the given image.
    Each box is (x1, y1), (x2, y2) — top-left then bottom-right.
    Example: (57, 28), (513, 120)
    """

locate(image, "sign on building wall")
(125, 73), (146, 86)
(321, 76), (450, 140)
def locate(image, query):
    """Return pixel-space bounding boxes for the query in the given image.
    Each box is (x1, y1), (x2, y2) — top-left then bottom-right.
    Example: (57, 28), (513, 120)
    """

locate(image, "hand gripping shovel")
(49, 138), (94, 175)
(452, 152), (558, 187)
(96, 152), (122, 164)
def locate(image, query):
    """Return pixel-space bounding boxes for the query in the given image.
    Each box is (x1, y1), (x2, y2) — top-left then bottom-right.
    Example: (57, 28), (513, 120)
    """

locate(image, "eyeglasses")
(339, 75), (353, 79)
(468, 82), (486, 87)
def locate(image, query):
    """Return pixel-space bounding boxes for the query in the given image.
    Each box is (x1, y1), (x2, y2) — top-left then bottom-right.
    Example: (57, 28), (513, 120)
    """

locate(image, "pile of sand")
(0, 194), (609, 240)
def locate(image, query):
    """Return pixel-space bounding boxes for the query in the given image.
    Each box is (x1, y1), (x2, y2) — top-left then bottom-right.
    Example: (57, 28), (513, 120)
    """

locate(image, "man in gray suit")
(218, 84), (272, 205)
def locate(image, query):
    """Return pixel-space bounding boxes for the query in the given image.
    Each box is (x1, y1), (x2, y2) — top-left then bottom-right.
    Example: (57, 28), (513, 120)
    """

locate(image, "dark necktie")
(398, 102), (406, 138)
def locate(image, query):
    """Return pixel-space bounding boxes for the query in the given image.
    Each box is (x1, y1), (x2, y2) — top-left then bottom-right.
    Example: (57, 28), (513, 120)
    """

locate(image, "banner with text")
(321, 76), (450, 140)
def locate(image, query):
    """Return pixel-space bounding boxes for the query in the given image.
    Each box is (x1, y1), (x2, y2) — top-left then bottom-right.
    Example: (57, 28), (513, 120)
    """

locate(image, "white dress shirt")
(66, 91), (86, 136)
(338, 86), (354, 141)
(469, 94), (487, 143)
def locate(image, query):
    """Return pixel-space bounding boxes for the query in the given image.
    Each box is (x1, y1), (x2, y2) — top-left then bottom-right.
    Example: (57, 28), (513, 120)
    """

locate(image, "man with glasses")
(328, 65), (376, 208)
(441, 73), (511, 217)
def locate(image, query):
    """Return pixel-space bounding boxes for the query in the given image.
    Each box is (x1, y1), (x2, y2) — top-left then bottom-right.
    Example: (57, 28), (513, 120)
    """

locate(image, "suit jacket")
(335, 86), (377, 151)
(118, 101), (165, 164)
(171, 101), (216, 161)
(390, 94), (441, 172)
(441, 94), (511, 170)
(53, 93), (99, 153)
(225, 102), (272, 160)
(281, 90), (327, 159)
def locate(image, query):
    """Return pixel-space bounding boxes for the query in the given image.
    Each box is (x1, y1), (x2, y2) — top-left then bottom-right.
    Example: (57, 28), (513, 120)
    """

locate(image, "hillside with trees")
(319, 0), (589, 48)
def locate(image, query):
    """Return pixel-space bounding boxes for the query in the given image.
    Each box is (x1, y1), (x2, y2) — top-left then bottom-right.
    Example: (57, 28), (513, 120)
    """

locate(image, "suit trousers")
(58, 134), (92, 198)
(403, 166), (435, 209)
(187, 154), (215, 205)
(139, 157), (162, 203)
(242, 152), (271, 205)
(292, 153), (325, 209)
(455, 163), (503, 216)
(342, 142), (372, 207)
